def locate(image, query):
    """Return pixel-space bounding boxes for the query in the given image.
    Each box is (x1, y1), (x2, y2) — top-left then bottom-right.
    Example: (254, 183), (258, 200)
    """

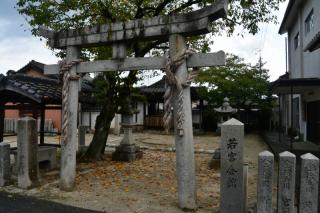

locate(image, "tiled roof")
(0, 74), (93, 104)
(139, 77), (166, 93)
(16, 60), (45, 74)
(0, 74), (61, 104)
(139, 77), (202, 100)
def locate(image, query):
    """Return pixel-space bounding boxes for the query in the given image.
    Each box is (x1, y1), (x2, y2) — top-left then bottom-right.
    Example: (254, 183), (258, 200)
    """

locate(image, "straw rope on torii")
(58, 59), (82, 144)
(163, 49), (200, 135)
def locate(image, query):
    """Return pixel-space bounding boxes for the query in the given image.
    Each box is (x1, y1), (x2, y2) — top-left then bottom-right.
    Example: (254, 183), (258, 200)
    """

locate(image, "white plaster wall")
(110, 114), (121, 129)
(302, 0), (320, 78)
(288, 15), (302, 78)
(136, 103), (144, 125)
(90, 112), (99, 130)
(81, 112), (90, 127)
(192, 110), (201, 124)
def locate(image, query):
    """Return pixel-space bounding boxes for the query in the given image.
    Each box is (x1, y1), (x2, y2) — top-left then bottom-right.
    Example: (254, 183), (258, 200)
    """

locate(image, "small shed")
(0, 74), (61, 144)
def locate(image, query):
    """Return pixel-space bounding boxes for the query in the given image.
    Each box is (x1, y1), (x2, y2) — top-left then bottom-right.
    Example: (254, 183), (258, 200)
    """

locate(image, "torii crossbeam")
(39, 0), (228, 210)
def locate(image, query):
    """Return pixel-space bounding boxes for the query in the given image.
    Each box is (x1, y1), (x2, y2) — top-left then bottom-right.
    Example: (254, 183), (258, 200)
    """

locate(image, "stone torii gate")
(39, 0), (227, 209)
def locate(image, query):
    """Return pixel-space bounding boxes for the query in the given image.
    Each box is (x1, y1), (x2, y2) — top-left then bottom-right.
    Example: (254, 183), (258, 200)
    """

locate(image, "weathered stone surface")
(39, 0), (227, 48)
(113, 114), (120, 135)
(277, 151), (296, 213)
(38, 146), (57, 170)
(17, 117), (40, 189)
(170, 34), (197, 211)
(0, 143), (11, 186)
(44, 52), (226, 75)
(299, 153), (319, 213)
(112, 144), (142, 162)
(243, 163), (248, 213)
(256, 151), (274, 213)
(208, 147), (221, 170)
(113, 114), (143, 162)
(13, 146), (57, 174)
(60, 46), (80, 191)
(220, 118), (244, 213)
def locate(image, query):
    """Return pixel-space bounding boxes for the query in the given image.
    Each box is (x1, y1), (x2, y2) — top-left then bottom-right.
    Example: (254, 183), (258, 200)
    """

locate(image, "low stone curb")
(105, 143), (215, 154)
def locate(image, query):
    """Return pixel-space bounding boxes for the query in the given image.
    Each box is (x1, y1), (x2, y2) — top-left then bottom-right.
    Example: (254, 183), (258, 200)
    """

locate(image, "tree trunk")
(81, 100), (115, 161)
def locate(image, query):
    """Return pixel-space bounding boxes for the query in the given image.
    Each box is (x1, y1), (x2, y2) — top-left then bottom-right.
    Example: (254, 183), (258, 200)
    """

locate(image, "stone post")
(299, 153), (319, 213)
(0, 103), (4, 143)
(256, 151), (274, 213)
(220, 118), (244, 213)
(17, 117), (40, 189)
(78, 126), (86, 147)
(169, 34), (197, 210)
(243, 163), (248, 213)
(60, 46), (80, 191)
(0, 143), (11, 186)
(277, 151), (296, 213)
(113, 114), (120, 135)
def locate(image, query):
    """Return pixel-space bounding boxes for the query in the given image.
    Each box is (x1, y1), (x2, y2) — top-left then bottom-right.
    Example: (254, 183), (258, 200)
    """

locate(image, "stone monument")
(17, 117), (40, 189)
(220, 118), (244, 213)
(112, 115), (142, 161)
(0, 143), (11, 186)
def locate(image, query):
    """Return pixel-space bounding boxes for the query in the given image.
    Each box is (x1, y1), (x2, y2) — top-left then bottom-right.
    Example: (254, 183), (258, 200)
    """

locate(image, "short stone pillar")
(209, 147), (221, 169)
(78, 126), (86, 147)
(17, 117), (40, 189)
(299, 153), (319, 213)
(220, 118), (244, 213)
(257, 151), (274, 213)
(113, 114), (120, 135)
(0, 143), (11, 186)
(112, 115), (142, 161)
(277, 151), (296, 213)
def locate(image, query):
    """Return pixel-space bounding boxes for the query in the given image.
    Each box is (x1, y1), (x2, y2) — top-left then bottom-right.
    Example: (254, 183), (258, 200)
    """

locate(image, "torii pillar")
(60, 46), (81, 191)
(170, 34), (197, 210)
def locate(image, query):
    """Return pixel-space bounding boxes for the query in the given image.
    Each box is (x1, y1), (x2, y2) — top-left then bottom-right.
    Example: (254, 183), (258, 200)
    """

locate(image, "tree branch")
(138, 39), (167, 57)
(169, 0), (202, 15)
(154, 0), (172, 16)
(135, 0), (144, 19)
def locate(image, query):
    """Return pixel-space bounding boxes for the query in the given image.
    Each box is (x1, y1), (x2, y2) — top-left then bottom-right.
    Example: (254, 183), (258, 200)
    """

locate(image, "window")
(305, 10), (314, 35)
(294, 33), (300, 49)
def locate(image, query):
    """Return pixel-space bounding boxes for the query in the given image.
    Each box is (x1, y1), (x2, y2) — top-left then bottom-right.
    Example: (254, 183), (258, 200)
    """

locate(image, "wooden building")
(0, 60), (94, 143)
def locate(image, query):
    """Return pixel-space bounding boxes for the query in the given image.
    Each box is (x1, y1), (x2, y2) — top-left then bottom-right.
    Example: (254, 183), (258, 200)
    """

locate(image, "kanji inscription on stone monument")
(220, 118), (244, 213)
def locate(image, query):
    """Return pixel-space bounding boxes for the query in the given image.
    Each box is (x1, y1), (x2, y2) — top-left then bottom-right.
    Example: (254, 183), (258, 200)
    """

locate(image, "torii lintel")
(38, 0), (227, 49)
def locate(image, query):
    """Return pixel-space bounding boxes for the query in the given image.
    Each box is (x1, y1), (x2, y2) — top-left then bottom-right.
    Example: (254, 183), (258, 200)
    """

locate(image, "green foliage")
(196, 54), (272, 110)
(15, 0), (284, 158)
(16, 0), (286, 108)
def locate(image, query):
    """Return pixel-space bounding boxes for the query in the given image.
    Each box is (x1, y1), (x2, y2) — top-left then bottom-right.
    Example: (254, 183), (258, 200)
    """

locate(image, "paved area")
(262, 131), (320, 158)
(0, 192), (103, 213)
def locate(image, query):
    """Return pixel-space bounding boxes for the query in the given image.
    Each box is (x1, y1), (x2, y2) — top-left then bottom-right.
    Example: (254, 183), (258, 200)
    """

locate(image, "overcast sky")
(0, 0), (288, 82)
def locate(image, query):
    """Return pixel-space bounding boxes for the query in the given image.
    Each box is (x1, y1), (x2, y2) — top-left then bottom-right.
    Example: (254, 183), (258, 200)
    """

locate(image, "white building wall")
(284, 0), (320, 141)
(302, 0), (320, 78)
(136, 103), (144, 125)
(288, 14), (302, 78)
(288, 0), (320, 79)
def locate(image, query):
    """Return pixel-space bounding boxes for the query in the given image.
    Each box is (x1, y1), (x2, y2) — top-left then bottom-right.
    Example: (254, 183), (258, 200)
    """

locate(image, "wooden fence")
(4, 118), (55, 134)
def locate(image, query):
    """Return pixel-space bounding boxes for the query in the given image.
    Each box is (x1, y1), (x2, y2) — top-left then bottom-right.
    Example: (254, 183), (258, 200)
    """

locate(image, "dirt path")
(2, 133), (269, 213)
